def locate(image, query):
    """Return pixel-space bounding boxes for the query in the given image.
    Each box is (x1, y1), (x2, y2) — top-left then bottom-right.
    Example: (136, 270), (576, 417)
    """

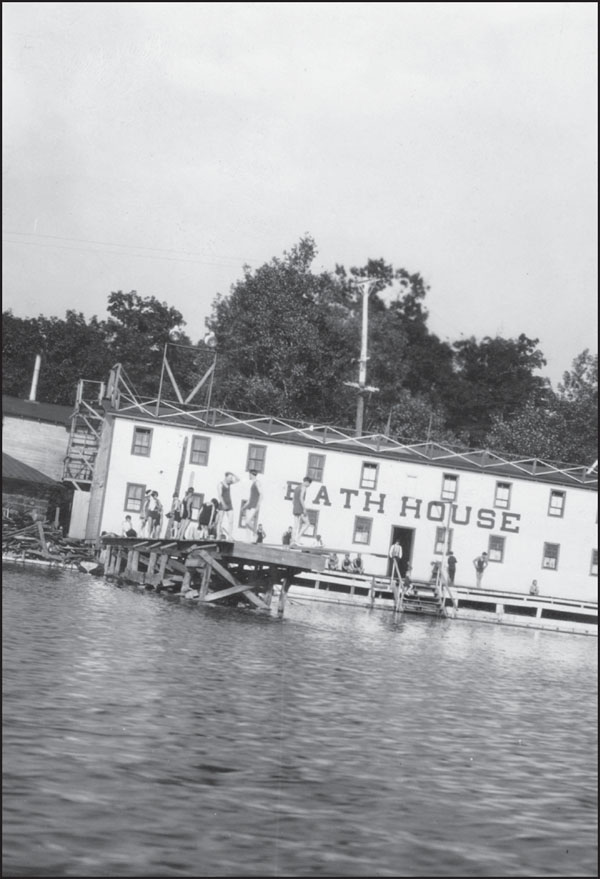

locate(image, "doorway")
(387, 526), (415, 578)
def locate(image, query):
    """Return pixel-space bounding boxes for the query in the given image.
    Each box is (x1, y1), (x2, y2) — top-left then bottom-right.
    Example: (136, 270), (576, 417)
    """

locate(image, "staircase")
(400, 582), (446, 616)
(62, 380), (105, 487)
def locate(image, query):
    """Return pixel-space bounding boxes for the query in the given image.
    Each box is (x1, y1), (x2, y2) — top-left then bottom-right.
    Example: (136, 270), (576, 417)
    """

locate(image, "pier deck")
(100, 537), (326, 615)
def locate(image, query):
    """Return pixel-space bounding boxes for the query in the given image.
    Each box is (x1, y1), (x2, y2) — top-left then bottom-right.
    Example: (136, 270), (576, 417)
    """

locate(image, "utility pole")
(344, 278), (379, 436)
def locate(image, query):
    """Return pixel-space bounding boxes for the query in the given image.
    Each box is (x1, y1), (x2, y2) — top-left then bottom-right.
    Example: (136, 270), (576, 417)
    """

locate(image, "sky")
(2, 1), (597, 387)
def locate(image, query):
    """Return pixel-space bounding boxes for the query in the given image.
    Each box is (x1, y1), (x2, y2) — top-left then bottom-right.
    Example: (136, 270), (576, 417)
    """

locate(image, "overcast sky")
(2, 2), (597, 386)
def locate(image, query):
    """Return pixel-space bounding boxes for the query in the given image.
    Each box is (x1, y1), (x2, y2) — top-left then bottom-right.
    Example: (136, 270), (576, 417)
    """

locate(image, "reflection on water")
(2, 565), (597, 877)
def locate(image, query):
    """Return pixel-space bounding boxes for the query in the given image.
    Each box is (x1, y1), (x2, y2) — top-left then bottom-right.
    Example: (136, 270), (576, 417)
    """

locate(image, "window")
(441, 474), (458, 501)
(190, 436), (210, 466)
(434, 527), (453, 555)
(304, 510), (319, 539)
(542, 543), (560, 570)
(124, 483), (146, 512)
(307, 453), (325, 481)
(131, 427), (152, 456)
(488, 535), (505, 563)
(246, 444), (266, 473)
(353, 516), (372, 545)
(548, 490), (566, 518)
(591, 550), (598, 577)
(360, 462), (379, 490)
(494, 482), (512, 509)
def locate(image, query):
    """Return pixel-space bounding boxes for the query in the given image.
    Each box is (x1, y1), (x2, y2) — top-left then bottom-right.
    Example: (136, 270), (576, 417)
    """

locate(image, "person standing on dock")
(282, 526), (293, 545)
(216, 472), (240, 539)
(255, 524), (266, 544)
(166, 493), (182, 539)
(241, 470), (262, 540)
(291, 476), (312, 546)
(149, 491), (163, 539)
(178, 487), (195, 539)
(198, 497), (219, 538)
(473, 551), (488, 587)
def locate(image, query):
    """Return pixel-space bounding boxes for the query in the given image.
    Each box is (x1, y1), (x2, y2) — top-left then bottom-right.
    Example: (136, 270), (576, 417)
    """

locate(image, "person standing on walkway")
(149, 491), (163, 539)
(255, 524), (266, 544)
(282, 526), (293, 546)
(446, 550), (457, 585)
(473, 551), (488, 587)
(216, 472), (239, 539)
(291, 477), (312, 545)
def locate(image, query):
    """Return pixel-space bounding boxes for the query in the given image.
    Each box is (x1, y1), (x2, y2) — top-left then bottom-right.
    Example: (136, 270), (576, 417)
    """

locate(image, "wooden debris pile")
(2, 518), (103, 572)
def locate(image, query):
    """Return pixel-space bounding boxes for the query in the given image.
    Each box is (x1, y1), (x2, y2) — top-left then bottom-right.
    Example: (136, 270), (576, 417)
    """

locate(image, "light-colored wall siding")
(3, 417), (69, 481)
(94, 417), (598, 602)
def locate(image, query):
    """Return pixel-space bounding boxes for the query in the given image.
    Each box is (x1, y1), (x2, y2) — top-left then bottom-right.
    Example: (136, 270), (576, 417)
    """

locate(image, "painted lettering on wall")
(283, 483), (521, 533)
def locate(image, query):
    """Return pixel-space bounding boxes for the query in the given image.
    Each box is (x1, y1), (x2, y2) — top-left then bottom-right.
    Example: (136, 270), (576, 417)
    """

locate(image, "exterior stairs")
(401, 582), (446, 616)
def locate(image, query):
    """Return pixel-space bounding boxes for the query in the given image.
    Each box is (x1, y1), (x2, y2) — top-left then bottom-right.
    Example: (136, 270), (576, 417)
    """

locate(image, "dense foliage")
(2, 237), (597, 466)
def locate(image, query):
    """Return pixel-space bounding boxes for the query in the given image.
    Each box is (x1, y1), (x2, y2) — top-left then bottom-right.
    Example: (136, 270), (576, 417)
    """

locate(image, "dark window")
(307, 454), (325, 481)
(190, 436), (210, 466)
(360, 462), (379, 490)
(542, 542), (560, 570)
(353, 516), (372, 545)
(125, 483), (146, 512)
(434, 527), (453, 555)
(591, 549), (598, 577)
(488, 535), (505, 563)
(246, 444), (266, 473)
(131, 427), (152, 456)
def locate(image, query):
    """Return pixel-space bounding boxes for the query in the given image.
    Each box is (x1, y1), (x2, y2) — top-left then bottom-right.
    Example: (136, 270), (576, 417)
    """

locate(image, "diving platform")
(99, 537), (326, 616)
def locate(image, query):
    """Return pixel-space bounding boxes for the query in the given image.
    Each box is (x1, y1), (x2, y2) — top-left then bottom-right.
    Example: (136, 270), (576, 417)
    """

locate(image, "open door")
(386, 526), (414, 578)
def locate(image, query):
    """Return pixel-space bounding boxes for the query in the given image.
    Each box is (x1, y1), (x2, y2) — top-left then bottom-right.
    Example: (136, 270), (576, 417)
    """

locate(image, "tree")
(448, 334), (549, 444)
(2, 309), (111, 405)
(208, 237), (357, 423)
(485, 350), (598, 465)
(103, 291), (193, 398)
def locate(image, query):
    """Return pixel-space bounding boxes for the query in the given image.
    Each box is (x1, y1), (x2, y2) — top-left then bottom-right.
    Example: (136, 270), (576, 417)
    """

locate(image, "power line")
(2, 235), (257, 269)
(2, 230), (259, 267)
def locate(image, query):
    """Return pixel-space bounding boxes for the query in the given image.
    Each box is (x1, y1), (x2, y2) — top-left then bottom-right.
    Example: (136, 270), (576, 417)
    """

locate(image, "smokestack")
(28, 354), (42, 402)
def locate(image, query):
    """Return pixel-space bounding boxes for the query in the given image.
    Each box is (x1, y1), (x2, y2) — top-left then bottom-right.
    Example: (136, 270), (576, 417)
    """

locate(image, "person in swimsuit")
(216, 472), (239, 539)
(241, 470), (262, 539)
(291, 476), (312, 545)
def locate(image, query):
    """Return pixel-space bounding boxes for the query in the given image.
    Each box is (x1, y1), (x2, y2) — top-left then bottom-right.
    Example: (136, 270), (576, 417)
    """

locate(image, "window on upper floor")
(190, 435), (210, 466)
(548, 490), (566, 518)
(307, 453), (325, 482)
(494, 482), (512, 509)
(591, 549), (598, 577)
(246, 444), (266, 473)
(441, 473), (458, 501)
(131, 426), (152, 456)
(542, 542), (560, 570)
(124, 483), (146, 512)
(488, 535), (505, 563)
(360, 462), (379, 490)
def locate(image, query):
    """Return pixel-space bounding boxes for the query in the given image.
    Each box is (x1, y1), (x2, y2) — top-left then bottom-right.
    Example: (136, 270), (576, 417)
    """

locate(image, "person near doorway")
(178, 487), (195, 539)
(241, 470), (262, 539)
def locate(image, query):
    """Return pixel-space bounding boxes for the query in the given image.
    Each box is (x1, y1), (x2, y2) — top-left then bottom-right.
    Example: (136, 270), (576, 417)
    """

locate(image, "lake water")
(2, 563), (598, 878)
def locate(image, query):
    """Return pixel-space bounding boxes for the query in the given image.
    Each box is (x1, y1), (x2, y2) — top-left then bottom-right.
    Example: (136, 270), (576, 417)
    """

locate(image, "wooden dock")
(100, 537), (326, 615)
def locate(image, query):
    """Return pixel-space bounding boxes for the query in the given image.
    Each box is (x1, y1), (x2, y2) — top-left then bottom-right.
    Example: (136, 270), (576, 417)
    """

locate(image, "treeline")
(2, 236), (597, 466)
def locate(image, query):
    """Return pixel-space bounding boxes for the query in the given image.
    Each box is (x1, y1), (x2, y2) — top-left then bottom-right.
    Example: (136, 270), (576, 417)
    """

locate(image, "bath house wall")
(89, 414), (598, 603)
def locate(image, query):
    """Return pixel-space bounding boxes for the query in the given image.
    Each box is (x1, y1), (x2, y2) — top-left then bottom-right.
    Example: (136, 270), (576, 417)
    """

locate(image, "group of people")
(327, 552), (364, 573)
